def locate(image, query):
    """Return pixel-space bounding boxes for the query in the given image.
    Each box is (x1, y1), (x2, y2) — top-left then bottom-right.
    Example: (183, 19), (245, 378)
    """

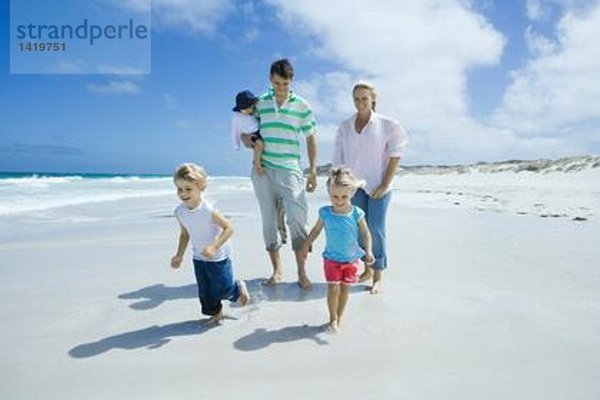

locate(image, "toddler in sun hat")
(231, 90), (264, 175)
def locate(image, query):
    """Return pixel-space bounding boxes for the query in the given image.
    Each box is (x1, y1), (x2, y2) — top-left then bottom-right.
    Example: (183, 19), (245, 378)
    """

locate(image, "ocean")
(0, 172), (252, 218)
(2, 160), (597, 226)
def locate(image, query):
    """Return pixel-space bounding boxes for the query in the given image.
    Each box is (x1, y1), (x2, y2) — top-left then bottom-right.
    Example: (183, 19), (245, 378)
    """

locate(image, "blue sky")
(1, 0), (599, 175)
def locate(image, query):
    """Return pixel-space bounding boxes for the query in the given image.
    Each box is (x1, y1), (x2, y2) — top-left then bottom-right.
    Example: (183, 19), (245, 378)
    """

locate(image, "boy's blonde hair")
(174, 163), (207, 186)
(326, 167), (365, 194)
(353, 81), (377, 111)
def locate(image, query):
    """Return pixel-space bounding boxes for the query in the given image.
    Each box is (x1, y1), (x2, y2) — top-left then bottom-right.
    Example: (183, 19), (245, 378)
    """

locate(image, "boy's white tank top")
(174, 201), (231, 262)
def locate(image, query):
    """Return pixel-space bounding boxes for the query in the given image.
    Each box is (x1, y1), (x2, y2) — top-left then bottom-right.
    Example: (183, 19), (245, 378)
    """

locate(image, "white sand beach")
(1, 158), (599, 399)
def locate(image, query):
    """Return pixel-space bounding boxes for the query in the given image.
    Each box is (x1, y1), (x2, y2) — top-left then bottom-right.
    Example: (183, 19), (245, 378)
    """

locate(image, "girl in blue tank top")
(301, 168), (374, 332)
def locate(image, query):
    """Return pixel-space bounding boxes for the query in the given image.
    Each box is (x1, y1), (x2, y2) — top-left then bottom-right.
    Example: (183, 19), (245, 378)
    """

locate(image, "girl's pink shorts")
(323, 258), (360, 285)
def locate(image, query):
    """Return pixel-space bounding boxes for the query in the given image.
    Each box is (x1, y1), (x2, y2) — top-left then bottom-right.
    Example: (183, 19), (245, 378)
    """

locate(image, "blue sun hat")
(232, 90), (258, 111)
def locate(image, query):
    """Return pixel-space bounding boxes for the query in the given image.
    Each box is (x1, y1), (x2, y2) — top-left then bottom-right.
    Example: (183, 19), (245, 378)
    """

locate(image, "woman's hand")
(370, 184), (388, 199)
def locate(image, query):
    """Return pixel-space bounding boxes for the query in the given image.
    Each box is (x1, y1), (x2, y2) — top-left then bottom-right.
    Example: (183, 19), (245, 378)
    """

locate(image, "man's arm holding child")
(171, 221), (190, 269)
(202, 211), (234, 259)
(240, 133), (255, 149)
(253, 139), (265, 176)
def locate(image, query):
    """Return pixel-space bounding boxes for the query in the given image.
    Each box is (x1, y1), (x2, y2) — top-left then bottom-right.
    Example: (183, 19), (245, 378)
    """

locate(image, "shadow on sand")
(118, 284), (197, 310)
(245, 278), (367, 307)
(68, 319), (219, 358)
(248, 278), (329, 303)
(118, 278), (367, 310)
(73, 279), (362, 358)
(233, 324), (330, 351)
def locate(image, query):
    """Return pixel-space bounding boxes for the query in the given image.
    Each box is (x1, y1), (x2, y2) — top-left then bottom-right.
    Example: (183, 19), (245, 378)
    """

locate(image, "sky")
(1, 0), (599, 175)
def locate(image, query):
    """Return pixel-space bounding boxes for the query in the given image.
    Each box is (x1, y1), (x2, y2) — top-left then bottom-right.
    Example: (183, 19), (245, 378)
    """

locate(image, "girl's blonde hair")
(353, 81), (377, 111)
(326, 167), (365, 193)
(173, 163), (207, 186)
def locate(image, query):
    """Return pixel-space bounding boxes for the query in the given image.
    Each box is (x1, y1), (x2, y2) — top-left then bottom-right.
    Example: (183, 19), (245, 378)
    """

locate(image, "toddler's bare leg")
(337, 284), (351, 326)
(327, 284), (340, 332)
(237, 280), (250, 306)
(204, 310), (224, 326)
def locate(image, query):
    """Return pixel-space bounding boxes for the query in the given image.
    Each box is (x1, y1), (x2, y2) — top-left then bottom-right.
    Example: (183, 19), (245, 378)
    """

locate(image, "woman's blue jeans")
(351, 188), (392, 270)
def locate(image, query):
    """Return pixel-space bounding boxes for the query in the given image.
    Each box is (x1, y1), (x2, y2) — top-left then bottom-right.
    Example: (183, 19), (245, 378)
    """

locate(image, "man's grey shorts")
(251, 167), (309, 251)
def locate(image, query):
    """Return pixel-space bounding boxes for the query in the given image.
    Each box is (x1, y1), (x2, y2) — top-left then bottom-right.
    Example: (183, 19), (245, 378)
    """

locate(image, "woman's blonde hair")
(353, 81), (377, 111)
(173, 163), (207, 186)
(326, 167), (365, 194)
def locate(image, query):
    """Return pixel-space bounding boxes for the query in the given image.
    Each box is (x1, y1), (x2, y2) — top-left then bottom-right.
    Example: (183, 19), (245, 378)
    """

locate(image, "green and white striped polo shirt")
(256, 88), (316, 171)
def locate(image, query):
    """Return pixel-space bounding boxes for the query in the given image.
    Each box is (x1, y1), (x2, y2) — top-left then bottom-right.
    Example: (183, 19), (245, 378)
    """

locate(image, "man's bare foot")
(237, 280), (250, 306)
(370, 281), (381, 294)
(327, 320), (339, 333)
(263, 274), (282, 286)
(297, 275), (312, 290)
(204, 311), (224, 326)
(358, 269), (373, 283)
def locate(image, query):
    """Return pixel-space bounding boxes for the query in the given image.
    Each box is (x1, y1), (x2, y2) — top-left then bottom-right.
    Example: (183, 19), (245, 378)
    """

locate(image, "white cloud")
(116, 0), (234, 34)
(526, 0), (546, 21)
(492, 3), (600, 145)
(87, 80), (141, 95)
(294, 71), (356, 121)
(266, 0), (507, 163)
(524, 0), (594, 22)
(524, 26), (558, 56)
(265, 0), (600, 163)
(47, 59), (89, 74)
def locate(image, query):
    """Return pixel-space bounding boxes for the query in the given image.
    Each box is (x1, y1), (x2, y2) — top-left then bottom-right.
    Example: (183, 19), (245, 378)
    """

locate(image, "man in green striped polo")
(252, 58), (318, 290)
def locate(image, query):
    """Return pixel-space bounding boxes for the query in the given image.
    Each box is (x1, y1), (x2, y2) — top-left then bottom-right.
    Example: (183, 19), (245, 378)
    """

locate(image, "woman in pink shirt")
(332, 82), (408, 294)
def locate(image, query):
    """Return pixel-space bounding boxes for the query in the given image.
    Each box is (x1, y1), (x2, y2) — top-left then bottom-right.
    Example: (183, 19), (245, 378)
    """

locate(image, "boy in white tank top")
(170, 163), (249, 325)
